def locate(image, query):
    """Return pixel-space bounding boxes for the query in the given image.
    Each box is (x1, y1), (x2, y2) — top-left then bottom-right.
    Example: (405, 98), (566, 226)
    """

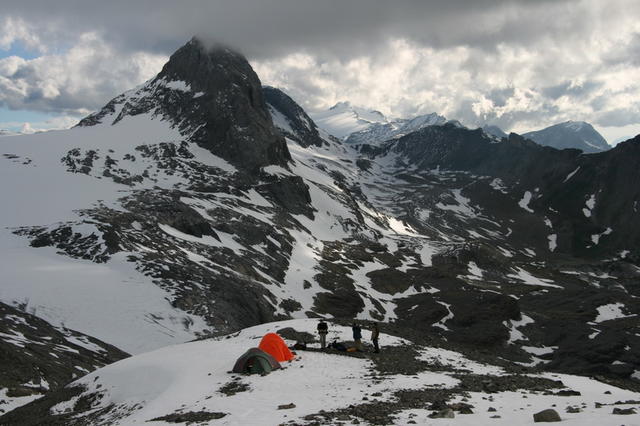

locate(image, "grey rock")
(428, 408), (455, 419)
(278, 403), (296, 410)
(533, 409), (562, 422)
(612, 407), (636, 415)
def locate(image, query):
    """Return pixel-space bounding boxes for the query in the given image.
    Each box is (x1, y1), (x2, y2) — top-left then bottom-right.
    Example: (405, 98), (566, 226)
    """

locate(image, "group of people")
(316, 320), (380, 353)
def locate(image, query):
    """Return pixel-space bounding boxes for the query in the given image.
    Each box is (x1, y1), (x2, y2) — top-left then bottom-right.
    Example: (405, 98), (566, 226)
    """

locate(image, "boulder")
(533, 409), (562, 422)
(428, 408), (455, 419)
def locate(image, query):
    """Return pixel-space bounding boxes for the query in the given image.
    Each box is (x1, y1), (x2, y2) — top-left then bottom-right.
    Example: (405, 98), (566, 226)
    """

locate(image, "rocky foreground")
(1, 319), (638, 425)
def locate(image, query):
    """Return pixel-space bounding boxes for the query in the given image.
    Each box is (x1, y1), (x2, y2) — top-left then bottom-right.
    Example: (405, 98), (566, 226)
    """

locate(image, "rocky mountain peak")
(158, 37), (254, 97)
(78, 37), (291, 172)
(157, 37), (291, 172)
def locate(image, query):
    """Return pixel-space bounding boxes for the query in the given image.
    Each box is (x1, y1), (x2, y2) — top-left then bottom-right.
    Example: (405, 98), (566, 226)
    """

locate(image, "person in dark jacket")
(352, 322), (363, 351)
(317, 320), (328, 349)
(371, 322), (380, 353)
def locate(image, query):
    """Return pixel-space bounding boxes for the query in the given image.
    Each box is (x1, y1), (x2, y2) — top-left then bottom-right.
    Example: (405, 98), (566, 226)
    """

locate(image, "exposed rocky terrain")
(0, 37), (638, 421)
(2, 320), (638, 425)
(0, 302), (128, 416)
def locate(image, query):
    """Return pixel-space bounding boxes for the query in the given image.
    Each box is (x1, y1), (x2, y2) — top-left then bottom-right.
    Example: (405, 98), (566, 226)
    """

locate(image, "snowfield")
(18, 319), (638, 425)
(0, 118), (216, 354)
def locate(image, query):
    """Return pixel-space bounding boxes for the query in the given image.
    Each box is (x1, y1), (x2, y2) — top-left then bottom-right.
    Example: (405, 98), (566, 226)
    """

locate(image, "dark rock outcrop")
(0, 302), (128, 403)
(365, 126), (640, 257)
(263, 86), (326, 148)
(533, 408), (561, 422)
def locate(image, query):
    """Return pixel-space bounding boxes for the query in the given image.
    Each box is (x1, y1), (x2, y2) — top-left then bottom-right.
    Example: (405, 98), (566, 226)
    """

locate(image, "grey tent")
(232, 348), (281, 374)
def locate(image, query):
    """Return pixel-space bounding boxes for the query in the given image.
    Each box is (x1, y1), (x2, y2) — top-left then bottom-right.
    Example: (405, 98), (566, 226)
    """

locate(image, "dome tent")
(258, 332), (295, 362)
(232, 348), (281, 374)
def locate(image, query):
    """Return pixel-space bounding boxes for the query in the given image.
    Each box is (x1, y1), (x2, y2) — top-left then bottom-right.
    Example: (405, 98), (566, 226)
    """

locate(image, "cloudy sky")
(1, 0), (639, 142)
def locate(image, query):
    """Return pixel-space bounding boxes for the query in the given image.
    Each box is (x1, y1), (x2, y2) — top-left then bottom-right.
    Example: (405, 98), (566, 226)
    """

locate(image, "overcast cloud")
(1, 0), (639, 138)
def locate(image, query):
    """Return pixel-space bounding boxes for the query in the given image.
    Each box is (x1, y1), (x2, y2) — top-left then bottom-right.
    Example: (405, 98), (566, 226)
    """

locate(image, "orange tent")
(258, 333), (295, 362)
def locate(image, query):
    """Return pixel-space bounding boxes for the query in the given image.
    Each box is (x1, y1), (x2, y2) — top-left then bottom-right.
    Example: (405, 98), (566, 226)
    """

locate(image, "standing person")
(352, 322), (363, 351)
(371, 322), (380, 353)
(317, 319), (328, 349)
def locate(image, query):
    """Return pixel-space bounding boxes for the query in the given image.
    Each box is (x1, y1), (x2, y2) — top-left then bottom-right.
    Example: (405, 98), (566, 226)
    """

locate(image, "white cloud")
(0, 32), (167, 115)
(0, 115), (83, 134)
(0, 0), (639, 139)
(254, 4), (640, 136)
(0, 16), (45, 52)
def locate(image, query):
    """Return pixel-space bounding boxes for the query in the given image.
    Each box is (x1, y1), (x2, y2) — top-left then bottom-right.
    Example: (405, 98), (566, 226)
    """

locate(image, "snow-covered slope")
(482, 124), (508, 139)
(0, 116), (216, 354)
(310, 102), (449, 145)
(4, 319), (639, 425)
(0, 301), (128, 414)
(311, 101), (388, 139)
(523, 121), (610, 153)
(345, 112), (447, 145)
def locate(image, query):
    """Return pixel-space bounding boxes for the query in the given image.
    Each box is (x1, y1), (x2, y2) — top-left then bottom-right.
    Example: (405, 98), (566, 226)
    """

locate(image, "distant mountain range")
(522, 121), (611, 153)
(312, 105), (612, 153)
(310, 103), (460, 146)
(311, 101), (388, 139)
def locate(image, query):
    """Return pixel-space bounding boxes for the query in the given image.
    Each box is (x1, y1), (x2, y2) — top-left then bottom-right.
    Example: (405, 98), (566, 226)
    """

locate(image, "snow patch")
(163, 80), (191, 92)
(591, 227), (612, 245)
(518, 191), (534, 213)
(432, 302), (453, 331)
(583, 194), (596, 217)
(563, 166), (580, 183)
(490, 178), (508, 194)
(507, 267), (562, 289)
(435, 189), (477, 217)
(594, 303), (634, 323)
(522, 345), (557, 356)
(466, 261), (484, 280)
(0, 387), (44, 415)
